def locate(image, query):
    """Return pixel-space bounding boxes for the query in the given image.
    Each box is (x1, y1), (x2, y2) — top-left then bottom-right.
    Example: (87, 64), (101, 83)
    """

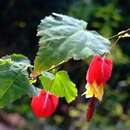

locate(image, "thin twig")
(109, 28), (130, 40)
(111, 37), (120, 48)
(47, 60), (67, 72)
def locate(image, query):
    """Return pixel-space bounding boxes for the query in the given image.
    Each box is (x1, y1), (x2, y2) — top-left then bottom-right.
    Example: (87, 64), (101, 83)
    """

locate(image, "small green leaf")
(0, 54), (31, 107)
(40, 71), (55, 91)
(40, 71), (77, 103)
(34, 13), (111, 73)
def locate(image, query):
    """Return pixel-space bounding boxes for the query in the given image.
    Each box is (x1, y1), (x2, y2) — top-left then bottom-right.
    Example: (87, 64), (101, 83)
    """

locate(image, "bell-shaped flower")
(85, 55), (112, 101)
(31, 89), (59, 118)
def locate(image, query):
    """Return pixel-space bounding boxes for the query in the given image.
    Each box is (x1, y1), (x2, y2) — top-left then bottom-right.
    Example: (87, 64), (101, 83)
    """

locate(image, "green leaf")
(34, 13), (111, 73)
(40, 71), (77, 103)
(11, 53), (30, 65)
(39, 71), (55, 91)
(0, 54), (30, 107)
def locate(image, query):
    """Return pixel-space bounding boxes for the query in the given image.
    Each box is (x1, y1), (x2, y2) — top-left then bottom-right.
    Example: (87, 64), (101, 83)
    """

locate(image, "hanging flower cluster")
(31, 89), (59, 118)
(31, 55), (112, 121)
(84, 55), (113, 121)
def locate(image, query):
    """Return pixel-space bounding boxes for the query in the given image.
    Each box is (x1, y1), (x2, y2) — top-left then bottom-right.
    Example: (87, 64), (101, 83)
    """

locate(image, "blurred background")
(0, 0), (130, 130)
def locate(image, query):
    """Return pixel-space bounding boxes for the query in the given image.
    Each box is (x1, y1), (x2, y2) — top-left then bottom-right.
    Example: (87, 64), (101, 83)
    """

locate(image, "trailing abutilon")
(31, 89), (59, 118)
(84, 55), (112, 121)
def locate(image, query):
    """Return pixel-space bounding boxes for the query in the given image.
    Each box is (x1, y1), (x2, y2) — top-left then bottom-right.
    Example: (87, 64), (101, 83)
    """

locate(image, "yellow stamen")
(85, 82), (104, 101)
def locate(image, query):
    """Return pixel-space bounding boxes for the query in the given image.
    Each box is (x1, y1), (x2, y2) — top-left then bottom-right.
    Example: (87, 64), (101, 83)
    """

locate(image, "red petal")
(86, 97), (97, 121)
(86, 55), (112, 85)
(86, 56), (103, 85)
(31, 89), (59, 118)
(101, 57), (112, 83)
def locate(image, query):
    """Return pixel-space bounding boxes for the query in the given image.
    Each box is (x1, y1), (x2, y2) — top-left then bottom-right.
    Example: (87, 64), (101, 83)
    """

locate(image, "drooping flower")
(31, 89), (59, 118)
(84, 55), (112, 121)
(85, 55), (112, 101)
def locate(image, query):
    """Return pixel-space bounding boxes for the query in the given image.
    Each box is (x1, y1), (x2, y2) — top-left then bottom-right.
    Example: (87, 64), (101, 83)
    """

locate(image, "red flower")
(84, 55), (112, 121)
(31, 89), (59, 118)
(85, 55), (112, 101)
(87, 55), (112, 85)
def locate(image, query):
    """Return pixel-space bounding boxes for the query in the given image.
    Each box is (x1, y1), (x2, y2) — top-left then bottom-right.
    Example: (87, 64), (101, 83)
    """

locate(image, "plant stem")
(47, 60), (67, 72)
(109, 28), (130, 40)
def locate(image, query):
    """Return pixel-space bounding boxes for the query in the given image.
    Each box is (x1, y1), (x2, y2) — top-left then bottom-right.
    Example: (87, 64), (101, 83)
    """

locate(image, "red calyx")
(31, 89), (59, 118)
(86, 55), (112, 85)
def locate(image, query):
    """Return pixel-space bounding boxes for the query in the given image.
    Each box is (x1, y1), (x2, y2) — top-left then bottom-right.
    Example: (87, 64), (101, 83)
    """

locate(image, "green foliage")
(0, 54), (31, 107)
(40, 71), (77, 103)
(40, 71), (55, 91)
(34, 13), (111, 73)
(0, 13), (112, 108)
(1, 0), (130, 130)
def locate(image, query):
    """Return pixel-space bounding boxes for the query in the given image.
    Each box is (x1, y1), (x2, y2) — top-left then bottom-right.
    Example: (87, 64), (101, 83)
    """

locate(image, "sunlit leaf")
(34, 13), (111, 73)
(40, 71), (77, 103)
(39, 71), (55, 91)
